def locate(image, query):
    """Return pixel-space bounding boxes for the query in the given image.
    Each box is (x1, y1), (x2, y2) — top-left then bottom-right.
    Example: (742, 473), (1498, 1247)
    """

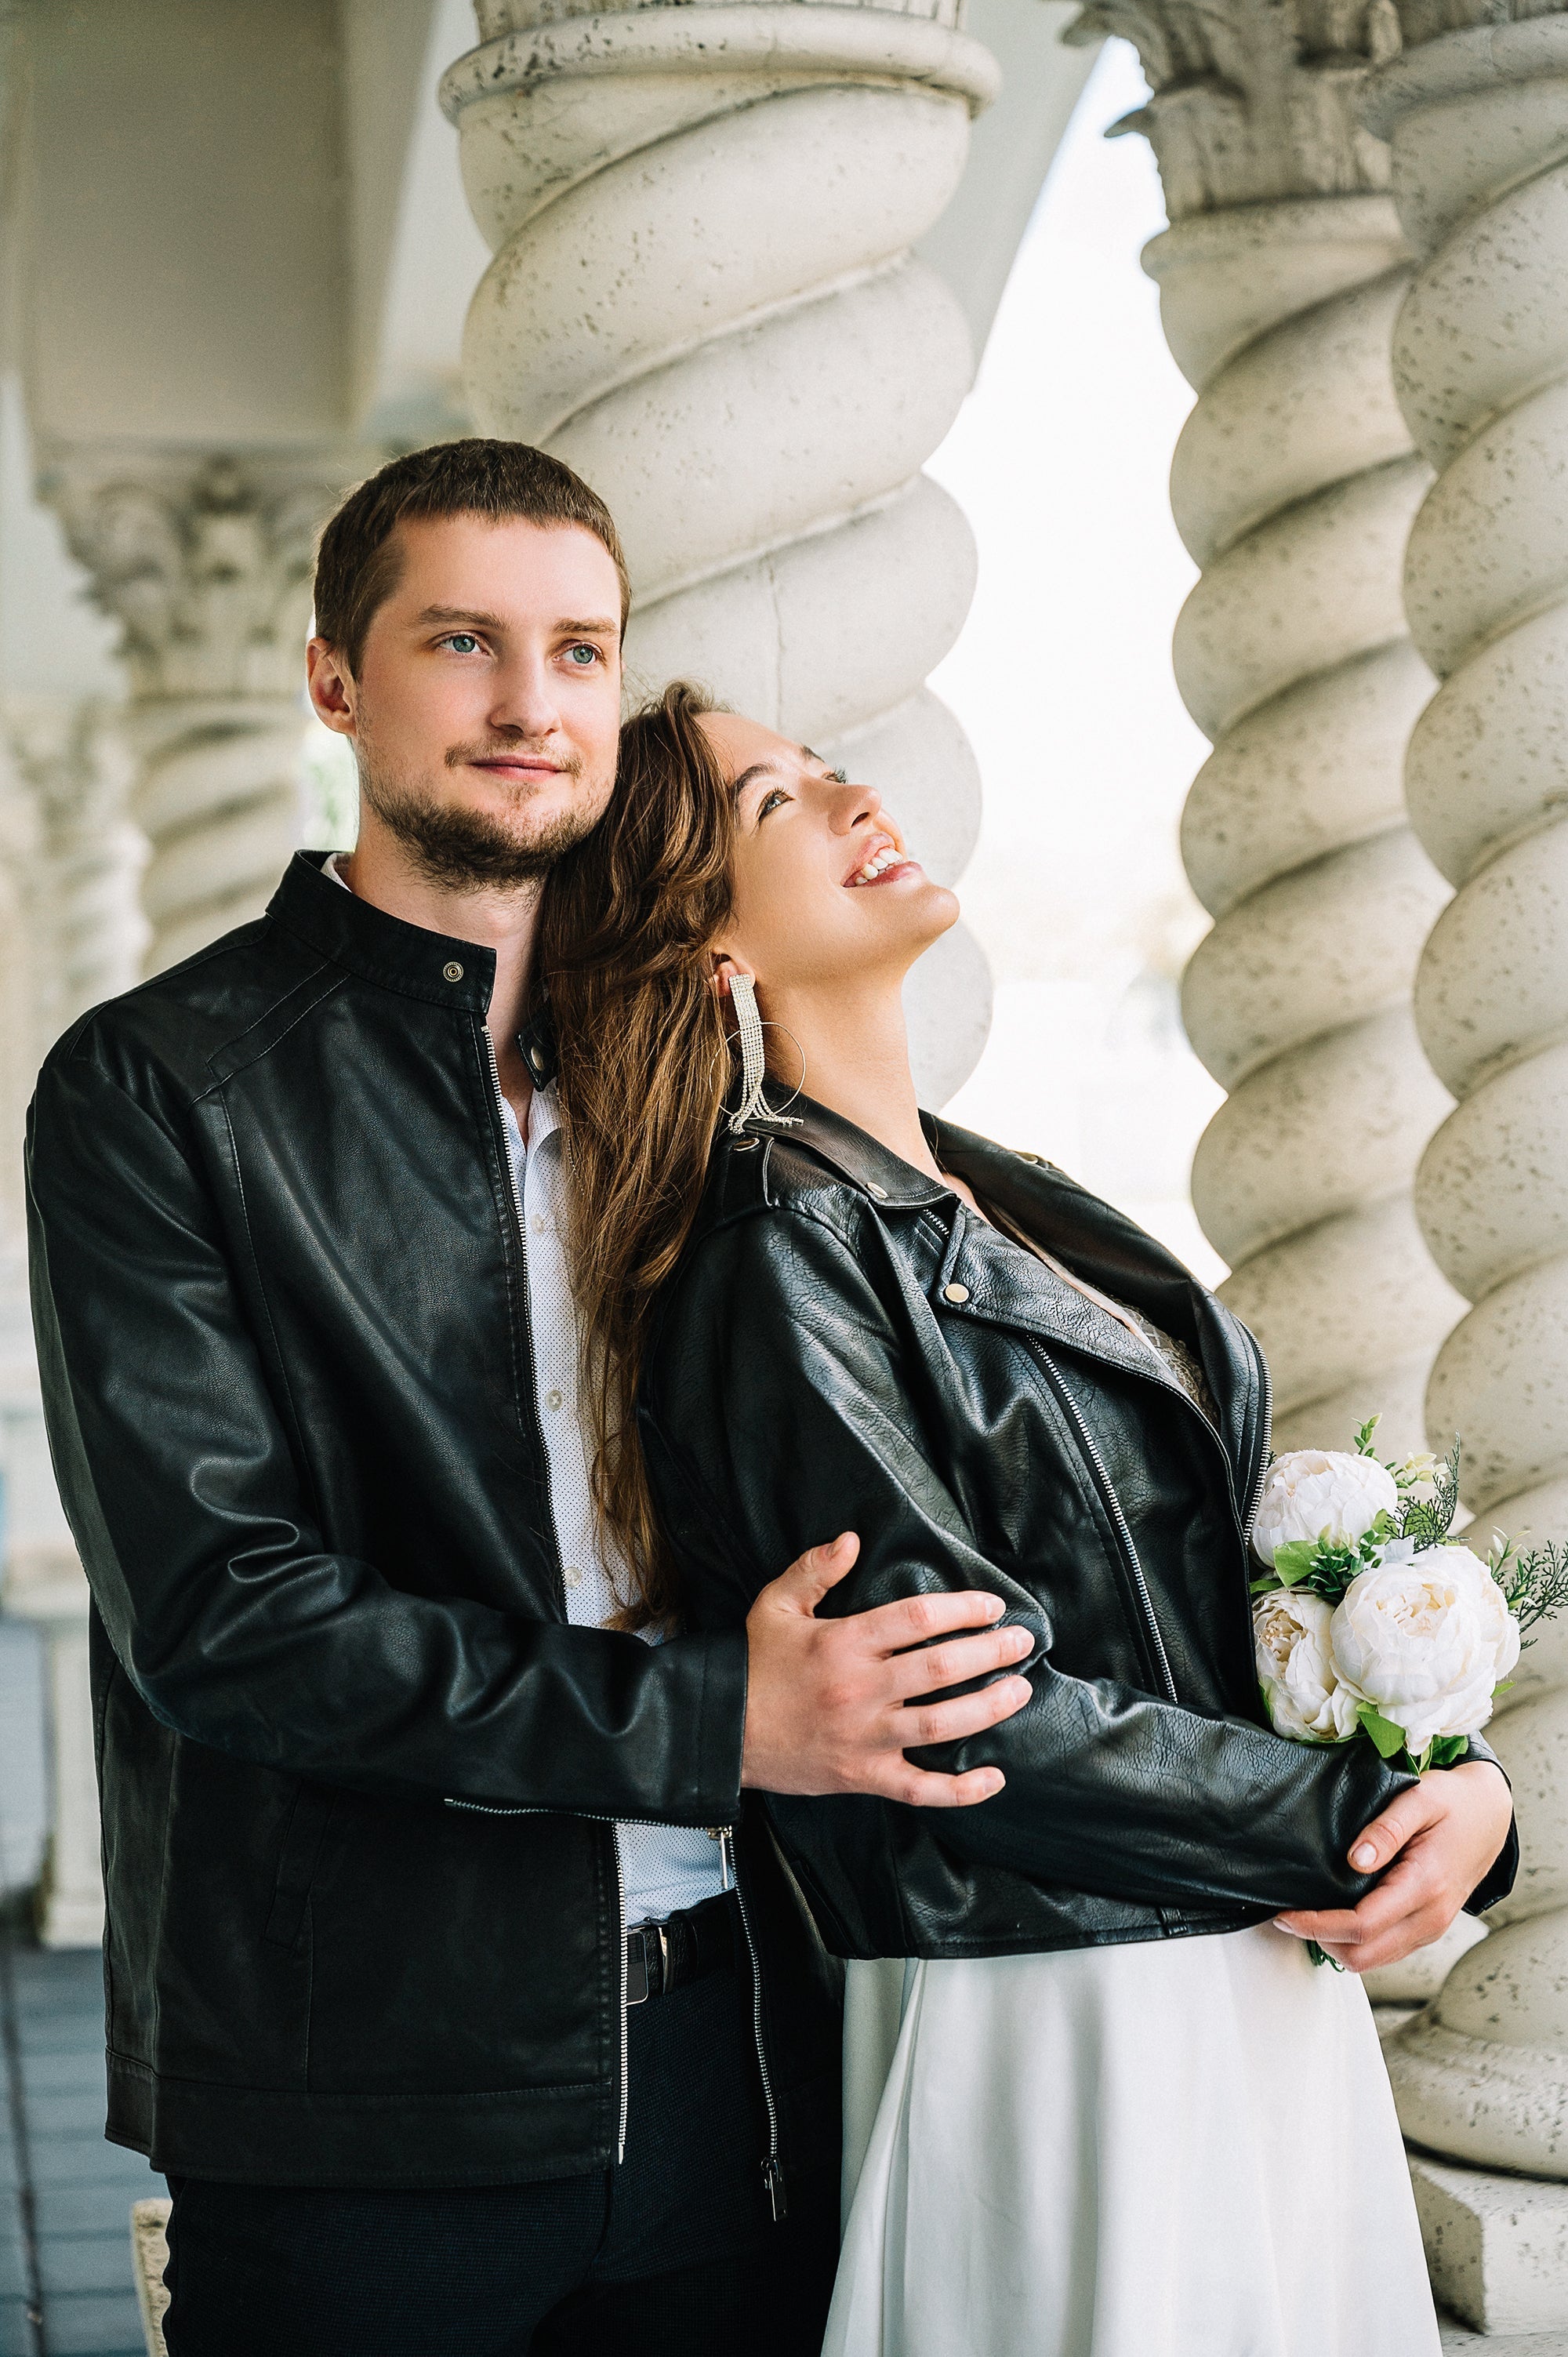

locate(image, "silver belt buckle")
(626, 1920), (669, 2005)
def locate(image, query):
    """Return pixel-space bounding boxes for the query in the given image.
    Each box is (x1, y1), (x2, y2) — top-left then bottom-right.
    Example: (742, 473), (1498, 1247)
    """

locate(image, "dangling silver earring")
(726, 972), (768, 1134)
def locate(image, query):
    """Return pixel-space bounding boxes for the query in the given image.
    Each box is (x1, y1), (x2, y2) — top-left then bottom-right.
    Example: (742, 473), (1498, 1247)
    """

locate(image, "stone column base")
(1415, 2155), (1568, 2337)
(1443, 2317), (1568, 2353)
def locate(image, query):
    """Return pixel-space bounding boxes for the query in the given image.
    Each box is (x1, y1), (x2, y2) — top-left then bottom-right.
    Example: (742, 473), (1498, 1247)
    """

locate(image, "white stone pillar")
(45, 452), (347, 975)
(0, 699), (147, 1947)
(1065, 0), (1463, 1455)
(441, 1), (1000, 1104)
(1357, 16), (1568, 2323)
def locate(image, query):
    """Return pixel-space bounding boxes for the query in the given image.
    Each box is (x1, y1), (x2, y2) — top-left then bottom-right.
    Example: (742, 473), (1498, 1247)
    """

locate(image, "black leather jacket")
(25, 853), (839, 2192)
(641, 1096), (1517, 1958)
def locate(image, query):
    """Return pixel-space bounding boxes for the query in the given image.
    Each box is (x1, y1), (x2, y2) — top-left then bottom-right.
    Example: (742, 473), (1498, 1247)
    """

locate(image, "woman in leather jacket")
(540, 682), (1515, 2357)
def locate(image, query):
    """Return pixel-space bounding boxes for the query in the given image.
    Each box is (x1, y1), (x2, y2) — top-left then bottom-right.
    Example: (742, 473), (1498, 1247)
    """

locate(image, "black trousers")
(161, 1956), (839, 2356)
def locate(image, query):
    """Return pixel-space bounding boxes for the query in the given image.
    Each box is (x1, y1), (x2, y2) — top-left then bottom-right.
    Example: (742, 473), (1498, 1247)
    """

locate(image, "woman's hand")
(1275, 1760), (1514, 1970)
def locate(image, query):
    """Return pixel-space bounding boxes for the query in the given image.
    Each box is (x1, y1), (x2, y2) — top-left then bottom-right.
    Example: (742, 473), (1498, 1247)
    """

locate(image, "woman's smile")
(844, 833), (920, 888)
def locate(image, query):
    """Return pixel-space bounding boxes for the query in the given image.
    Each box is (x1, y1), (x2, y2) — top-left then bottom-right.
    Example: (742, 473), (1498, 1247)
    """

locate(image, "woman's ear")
(710, 953), (754, 1002)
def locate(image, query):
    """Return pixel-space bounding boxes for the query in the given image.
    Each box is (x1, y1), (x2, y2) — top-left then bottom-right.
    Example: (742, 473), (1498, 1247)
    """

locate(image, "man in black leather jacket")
(24, 442), (1041, 2356)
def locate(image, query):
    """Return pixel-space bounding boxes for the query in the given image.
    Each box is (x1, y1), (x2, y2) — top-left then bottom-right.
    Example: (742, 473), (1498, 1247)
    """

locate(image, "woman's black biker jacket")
(640, 1095), (1518, 1959)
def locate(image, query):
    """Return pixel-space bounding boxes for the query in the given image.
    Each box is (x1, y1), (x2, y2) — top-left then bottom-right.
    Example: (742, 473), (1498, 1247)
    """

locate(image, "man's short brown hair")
(313, 438), (631, 674)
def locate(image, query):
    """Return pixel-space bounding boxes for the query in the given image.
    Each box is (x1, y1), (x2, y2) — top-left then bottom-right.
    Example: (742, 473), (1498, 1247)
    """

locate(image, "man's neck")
(337, 823), (540, 1124)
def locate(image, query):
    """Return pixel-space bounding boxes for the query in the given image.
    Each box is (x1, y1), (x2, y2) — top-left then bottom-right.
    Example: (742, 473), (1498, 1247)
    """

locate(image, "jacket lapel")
(928, 1119), (1261, 1502)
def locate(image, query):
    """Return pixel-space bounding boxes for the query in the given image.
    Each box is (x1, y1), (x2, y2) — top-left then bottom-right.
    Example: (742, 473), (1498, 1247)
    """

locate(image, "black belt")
(626, 1890), (739, 2005)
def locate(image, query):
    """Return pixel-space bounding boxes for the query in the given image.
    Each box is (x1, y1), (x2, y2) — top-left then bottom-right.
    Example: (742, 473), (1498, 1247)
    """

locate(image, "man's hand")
(1276, 1760), (1514, 1971)
(741, 1533), (1033, 1805)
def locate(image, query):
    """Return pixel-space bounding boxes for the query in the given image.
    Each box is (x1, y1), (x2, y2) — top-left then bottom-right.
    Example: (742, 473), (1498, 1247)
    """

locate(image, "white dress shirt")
(322, 857), (725, 1924)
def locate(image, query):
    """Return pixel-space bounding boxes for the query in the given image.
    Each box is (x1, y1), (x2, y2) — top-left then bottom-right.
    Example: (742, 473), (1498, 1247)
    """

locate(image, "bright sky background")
(935, 39), (1225, 1284)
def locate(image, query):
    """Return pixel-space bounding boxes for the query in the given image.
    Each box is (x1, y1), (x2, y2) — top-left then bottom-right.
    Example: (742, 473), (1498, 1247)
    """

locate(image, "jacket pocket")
(263, 1781), (337, 1950)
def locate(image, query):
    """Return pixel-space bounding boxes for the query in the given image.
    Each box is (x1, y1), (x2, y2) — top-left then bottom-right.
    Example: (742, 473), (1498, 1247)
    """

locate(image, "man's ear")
(307, 637), (358, 738)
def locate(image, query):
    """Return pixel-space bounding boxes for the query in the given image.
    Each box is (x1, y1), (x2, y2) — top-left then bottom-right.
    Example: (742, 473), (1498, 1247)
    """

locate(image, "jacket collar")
(757, 1090), (951, 1208)
(267, 851), (499, 1016)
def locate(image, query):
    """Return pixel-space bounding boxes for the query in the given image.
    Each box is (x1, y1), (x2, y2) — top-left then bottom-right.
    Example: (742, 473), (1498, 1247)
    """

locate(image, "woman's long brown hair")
(539, 681), (737, 1629)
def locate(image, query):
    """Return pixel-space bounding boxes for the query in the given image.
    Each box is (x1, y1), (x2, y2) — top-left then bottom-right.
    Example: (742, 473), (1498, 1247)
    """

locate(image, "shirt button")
(562, 1565), (583, 1589)
(943, 1283), (970, 1304)
(546, 1389), (564, 1411)
(442, 960), (464, 983)
(532, 1215), (550, 1234)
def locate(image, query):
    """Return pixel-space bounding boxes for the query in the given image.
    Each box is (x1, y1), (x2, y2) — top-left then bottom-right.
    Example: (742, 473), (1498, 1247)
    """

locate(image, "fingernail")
(1352, 1843), (1377, 1869)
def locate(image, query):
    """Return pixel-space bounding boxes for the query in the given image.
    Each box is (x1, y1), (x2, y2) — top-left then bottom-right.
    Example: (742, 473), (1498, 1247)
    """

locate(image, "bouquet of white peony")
(1250, 1418), (1568, 1775)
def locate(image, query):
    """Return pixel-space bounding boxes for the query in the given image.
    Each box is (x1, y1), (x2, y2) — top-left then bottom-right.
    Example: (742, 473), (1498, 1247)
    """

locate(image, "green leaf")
(1353, 1415), (1382, 1458)
(1428, 1735), (1469, 1769)
(1356, 1701), (1410, 1760)
(1272, 1541), (1319, 1589)
(1250, 1577), (1283, 1596)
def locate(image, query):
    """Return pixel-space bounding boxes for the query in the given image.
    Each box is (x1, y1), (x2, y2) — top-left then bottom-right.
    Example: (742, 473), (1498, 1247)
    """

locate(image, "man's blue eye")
(444, 634), (480, 654)
(568, 645), (599, 666)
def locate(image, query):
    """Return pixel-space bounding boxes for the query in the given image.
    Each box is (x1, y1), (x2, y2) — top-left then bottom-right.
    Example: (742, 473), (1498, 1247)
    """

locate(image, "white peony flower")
(1254, 1589), (1361, 1742)
(1252, 1449), (1399, 1567)
(1329, 1545), (1519, 1752)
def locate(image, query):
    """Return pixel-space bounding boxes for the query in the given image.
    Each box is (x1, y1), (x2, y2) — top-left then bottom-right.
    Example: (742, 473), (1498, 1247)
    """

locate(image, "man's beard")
(358, 740), (603, 888)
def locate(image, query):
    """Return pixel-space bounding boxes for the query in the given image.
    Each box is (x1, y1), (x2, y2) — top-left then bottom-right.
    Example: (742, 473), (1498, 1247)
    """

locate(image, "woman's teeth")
(848, 847), (902, 886)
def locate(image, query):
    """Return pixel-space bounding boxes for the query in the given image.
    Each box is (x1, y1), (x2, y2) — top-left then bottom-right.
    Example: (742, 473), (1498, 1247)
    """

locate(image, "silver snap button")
(563, 1565), (583, 1589)
(545, 1388), (564, 1411)
(868, 1183), (888, 1200)
(943, 1282), (970, 1304)
(442, 960), (464, 983)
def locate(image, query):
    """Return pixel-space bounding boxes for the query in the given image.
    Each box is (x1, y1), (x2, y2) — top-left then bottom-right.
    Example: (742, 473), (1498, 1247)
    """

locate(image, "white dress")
(826, 1927), (1440, 2357)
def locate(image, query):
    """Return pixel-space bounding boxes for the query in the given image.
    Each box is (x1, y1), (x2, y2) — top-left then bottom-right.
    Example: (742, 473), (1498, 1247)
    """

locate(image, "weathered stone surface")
(1414, 2156), (1568, 2334)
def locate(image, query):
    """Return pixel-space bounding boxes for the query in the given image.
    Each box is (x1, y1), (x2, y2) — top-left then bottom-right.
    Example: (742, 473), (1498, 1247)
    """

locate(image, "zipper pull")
(763, 2155), (788, 2221)
(707, 1828), (735, 1890)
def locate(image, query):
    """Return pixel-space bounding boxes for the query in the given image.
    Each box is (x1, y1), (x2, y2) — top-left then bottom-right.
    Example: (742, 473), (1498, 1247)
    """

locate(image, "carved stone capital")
(39, 449), (355, 705)
(471, 0), (967, 34)
(1065, 0), (1402, 218)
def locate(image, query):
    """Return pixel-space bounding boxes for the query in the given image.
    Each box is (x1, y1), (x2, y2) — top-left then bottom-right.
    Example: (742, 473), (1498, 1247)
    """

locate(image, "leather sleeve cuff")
(1459, 1734), (1519, 1914)
(695, 1623), (749, 1826)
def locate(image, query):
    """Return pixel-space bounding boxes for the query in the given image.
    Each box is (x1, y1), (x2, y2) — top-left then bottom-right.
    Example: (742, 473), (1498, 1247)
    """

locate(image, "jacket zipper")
(481, 1023), (630, 2162)
(731, 1832), (786, 2220)
(1043, 1354), (1179, 1705)
(1046, 1319), (1273, 1701)
(612, 1824), (630, 2163)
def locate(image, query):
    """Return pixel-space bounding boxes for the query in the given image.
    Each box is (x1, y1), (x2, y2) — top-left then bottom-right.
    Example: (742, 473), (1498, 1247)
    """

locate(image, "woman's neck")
(759, 973), (944, 1185)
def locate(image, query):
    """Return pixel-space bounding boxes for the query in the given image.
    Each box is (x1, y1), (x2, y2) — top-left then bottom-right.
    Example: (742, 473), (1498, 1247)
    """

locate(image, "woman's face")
(699, 711), (957, 993)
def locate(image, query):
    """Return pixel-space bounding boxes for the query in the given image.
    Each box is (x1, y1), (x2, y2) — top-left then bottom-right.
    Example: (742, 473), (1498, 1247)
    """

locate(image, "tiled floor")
(1, 1937), (163, 2357)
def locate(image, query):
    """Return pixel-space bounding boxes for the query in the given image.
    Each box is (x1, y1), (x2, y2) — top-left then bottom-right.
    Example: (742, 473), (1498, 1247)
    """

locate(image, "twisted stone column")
(45, 452), (347, 974)
(442, 1), (1000, 1102)
(1356, 20), (1568, 2290)
(1065, 0), (1465, 1455)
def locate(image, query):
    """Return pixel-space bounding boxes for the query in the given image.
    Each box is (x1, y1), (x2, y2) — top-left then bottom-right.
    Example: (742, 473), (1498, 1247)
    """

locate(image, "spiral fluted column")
(45, 452), (348, 974)
(1063, 0), (1463, 1455)
(441, 1), (1000, 1102)
(1349, 20), (1568, 2304)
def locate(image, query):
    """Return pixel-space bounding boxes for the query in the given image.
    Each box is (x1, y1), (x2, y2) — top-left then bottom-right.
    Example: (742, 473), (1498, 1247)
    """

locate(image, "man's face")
(308, 513), (624, 887)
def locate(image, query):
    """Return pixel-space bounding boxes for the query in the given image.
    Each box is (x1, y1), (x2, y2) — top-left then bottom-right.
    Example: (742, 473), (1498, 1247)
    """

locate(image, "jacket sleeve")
(642, 1201), (1436, 1916)
(26, 1046), (746, 1824)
